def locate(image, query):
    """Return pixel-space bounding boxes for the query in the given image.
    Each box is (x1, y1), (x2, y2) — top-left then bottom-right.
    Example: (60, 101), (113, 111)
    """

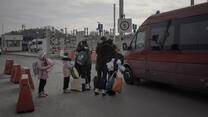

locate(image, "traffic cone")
(22, 67), (34, 90)
(10, 64), (18, 82)
(16, 74), (34, 113)
(4, 59), (14, 75)
(11, 64), (22, 84)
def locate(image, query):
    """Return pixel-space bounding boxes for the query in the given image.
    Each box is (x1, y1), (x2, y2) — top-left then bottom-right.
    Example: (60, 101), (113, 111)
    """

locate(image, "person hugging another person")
(105, 39), (126, 96)
(95, 37), (115, 96)
(37, 50), (54, 98)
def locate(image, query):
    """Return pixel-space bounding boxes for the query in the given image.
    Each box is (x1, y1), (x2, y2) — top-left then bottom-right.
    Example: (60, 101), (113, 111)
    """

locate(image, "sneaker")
(63, 89), (71, 93)
(43, 91), (48, 96)
(102, 90), (106, 96)
(86, 84), (91, 90)
(38, 92), (47, 98)
(94, 88), (99, 95)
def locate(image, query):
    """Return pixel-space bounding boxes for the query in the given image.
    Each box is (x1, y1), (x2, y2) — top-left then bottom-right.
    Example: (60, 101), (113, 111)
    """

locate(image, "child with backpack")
(37, 50), (54, 98)
(62, 56), (73, 93)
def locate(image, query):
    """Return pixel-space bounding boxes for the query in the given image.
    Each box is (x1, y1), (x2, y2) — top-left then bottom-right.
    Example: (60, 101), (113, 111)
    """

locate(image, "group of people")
(36, 36), (125, 98)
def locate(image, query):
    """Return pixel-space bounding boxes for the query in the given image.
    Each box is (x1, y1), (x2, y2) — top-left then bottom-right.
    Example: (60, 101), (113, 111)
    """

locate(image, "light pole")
(113, 3), (116, 41)
(119, 0), (124, 54)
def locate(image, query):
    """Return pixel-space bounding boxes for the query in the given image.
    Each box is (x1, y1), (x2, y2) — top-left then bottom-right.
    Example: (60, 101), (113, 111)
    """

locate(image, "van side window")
(136, 31), (145, 49)
(179, 14), (208, 50)
(149, 21), (176, 50)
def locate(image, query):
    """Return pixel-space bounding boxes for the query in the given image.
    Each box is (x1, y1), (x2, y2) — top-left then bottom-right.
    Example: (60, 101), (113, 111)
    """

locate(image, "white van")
(29, 39), (47, 52)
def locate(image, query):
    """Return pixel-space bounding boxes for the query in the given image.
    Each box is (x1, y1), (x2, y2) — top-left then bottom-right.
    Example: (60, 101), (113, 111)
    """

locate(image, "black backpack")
(76, 51), (87, 66)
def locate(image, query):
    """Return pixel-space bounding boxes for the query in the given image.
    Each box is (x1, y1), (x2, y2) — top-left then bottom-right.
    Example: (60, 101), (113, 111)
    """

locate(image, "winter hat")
(38, 50), (46, 58)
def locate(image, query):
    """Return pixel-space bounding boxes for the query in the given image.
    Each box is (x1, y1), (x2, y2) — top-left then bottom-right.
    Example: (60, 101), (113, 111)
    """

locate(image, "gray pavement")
(0, 55), (208, 117)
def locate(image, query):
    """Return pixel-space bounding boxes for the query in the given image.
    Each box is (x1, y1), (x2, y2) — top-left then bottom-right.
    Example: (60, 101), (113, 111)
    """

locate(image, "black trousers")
(63, 76), (70, 89)
(95, 70), (107, 89)
(85, 64), (92, 84)
(76, 63), (92, 84)
(39, 79), (47, 93)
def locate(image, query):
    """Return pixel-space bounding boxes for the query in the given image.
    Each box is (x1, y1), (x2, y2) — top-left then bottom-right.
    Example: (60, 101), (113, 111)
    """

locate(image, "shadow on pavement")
(131, 79), (208, 103)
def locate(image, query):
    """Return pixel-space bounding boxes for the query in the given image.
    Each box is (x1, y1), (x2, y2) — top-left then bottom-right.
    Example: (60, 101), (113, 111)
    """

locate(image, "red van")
(122, 3), (208, 92)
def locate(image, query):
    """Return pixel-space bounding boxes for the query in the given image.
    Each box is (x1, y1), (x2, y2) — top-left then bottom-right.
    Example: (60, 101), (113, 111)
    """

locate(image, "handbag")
(70, 77), (85, 92)
(106, 72), (116, 90)
(71, 67), (79, 79)
(112, 72), (122, 93)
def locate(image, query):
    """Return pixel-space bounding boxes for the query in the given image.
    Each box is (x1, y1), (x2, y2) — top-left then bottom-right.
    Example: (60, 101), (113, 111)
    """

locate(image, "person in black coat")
(95, 36), (115, 96)
(75, 40), (92, 90)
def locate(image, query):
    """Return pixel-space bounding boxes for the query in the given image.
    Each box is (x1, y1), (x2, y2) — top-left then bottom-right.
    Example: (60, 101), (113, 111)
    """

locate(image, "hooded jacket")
(37, 51), (54, 80)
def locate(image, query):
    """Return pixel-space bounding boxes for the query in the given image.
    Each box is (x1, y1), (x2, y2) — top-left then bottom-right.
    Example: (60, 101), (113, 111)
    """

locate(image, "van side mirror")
(123, 43), (128, 50)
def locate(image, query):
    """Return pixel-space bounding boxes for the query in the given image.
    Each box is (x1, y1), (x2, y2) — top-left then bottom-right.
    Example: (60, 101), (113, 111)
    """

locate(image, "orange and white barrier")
(22, 67), (34, 90)
(11, 64), (18, 82)
(68, 50), (75, 60)
(91, 51), (97, 62)
(16, 74), (34, 113)
(4, 59), (14, 75)
(11, 64), (22, 84)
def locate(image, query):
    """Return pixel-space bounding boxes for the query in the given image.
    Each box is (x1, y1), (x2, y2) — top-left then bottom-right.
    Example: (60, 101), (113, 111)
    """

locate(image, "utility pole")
(119, 0), (124, 53)
(191, 0), (194, 6)
(113, 3), (116, 41)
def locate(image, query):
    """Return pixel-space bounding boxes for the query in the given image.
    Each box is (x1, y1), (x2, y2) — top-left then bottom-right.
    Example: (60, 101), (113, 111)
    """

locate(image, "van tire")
(123, 67), (134, 84)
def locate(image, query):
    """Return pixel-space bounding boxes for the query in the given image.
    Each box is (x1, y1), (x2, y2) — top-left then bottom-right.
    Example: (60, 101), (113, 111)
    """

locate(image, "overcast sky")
(0, 0), (207, 35)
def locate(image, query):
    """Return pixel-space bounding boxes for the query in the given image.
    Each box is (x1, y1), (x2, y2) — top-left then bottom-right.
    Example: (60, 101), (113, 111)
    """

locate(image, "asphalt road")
(0, 55), (208, 117)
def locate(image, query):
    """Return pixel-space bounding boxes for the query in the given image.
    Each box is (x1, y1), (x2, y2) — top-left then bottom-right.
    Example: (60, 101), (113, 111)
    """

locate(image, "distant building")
(2, 35), (23, 52)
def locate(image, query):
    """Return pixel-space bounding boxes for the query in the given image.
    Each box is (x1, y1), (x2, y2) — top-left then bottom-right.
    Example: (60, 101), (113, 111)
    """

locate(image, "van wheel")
(123, 67), (134, 84)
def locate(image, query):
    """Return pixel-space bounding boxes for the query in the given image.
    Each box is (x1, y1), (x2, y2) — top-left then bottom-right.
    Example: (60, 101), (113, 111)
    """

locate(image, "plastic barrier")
(11, 64), (22, 84)
(4, 59), (14, 75)
(68, 50), (75, 60)
(91, 51), (97, 62)
(22, 67), (34, 90)
(11, 64), (18, 82)
(16, 74), (34, 113)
